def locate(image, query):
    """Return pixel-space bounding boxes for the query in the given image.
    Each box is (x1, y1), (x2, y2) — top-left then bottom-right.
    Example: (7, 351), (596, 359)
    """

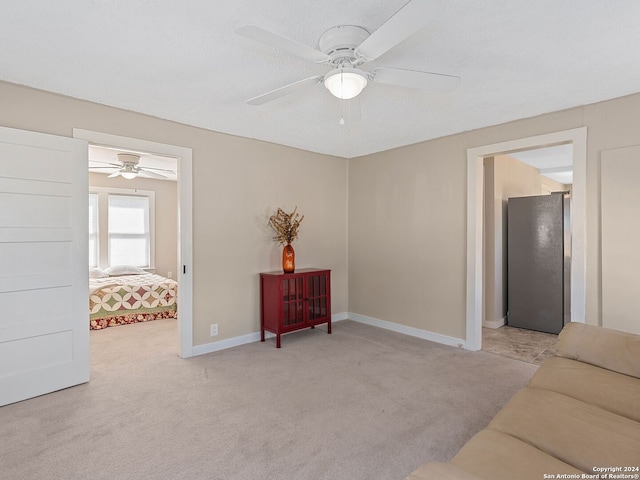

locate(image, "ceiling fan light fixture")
(116, 153), (140, 179)
(324, 68), (368, 100)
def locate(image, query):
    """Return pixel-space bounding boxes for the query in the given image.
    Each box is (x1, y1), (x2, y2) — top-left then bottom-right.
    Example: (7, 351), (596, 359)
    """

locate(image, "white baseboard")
(331, 312), (349, 322)
(192, 331), (261, 356)
(190, 312), (466, 355)
(191, 312), (348, 357)
(482, 316), (506, 329)
(348, 313), (466, 349)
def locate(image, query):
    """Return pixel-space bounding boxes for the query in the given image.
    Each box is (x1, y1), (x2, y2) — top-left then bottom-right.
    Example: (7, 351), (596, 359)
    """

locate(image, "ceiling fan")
(89, 153), (173, 180)
(236, 0), (460, 107)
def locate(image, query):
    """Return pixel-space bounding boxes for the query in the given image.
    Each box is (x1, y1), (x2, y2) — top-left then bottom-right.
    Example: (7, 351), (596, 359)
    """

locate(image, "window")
(108, 195), (150, 267)
(89, 187), (155, 269)
(88, 193), (98, 267)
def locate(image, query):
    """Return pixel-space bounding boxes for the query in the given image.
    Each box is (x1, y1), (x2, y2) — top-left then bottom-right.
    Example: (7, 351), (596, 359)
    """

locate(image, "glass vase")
(282, 243), (295, 273)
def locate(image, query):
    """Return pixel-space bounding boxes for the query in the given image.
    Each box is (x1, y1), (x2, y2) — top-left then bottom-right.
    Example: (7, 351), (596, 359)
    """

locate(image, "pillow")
(104, 265), (146, 276)
(89, 268), (109, 278)
(89, 267), (109, 279)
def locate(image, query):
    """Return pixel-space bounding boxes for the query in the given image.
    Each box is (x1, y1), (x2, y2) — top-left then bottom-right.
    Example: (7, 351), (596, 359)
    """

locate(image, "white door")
(0, 126), (89, 406)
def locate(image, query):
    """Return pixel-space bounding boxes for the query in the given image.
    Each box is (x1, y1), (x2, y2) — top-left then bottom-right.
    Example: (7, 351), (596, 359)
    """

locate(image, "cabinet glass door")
(307, 274), (328, 321)
(282, 277), (304, 327)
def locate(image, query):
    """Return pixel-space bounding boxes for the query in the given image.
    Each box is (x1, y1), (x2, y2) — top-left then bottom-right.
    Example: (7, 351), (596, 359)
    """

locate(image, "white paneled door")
(0, 126), (89, 406)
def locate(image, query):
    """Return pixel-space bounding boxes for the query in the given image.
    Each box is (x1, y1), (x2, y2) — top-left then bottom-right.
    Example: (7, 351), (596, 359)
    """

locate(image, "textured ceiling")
(1, 1), (640, 159)
(509, 144), (573, 185)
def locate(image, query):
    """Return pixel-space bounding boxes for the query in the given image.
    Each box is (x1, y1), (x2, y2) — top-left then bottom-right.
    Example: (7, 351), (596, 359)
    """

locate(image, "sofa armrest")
(404, 462), (484, 480)
(557, 322), (640, 378)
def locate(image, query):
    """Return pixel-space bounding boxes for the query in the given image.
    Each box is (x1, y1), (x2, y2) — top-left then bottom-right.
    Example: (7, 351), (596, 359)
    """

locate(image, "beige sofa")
(406, 322), (640, 480)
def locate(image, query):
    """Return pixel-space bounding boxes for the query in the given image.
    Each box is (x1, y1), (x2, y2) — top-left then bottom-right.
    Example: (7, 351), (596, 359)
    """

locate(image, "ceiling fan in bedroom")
(89, 153), (174, 180)
(236, 0), (460, 110)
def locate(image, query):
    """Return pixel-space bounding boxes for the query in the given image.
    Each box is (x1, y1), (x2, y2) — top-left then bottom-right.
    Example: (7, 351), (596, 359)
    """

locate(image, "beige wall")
(0, 81), (348, 347)
(541, 176), (569, 194)
(349, 136), (467, 338)
(89, 173), (178, 279)
(349, 91), (640, 340)
(483, 155), (568, 327)
(3, 79), (640, 346)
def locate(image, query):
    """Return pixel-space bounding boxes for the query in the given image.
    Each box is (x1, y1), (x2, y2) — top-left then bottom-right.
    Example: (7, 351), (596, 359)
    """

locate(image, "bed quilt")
(90, 273), (178, 330)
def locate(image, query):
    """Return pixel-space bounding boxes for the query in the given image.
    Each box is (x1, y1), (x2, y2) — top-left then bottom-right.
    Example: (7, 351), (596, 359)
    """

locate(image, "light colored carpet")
(0, 320), (537, 480)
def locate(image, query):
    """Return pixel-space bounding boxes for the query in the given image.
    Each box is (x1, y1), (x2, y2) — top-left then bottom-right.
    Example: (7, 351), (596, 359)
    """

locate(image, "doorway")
(481, 146), (572, 361)
(73, 129), (194, 358)
(465, 127), (587, 351)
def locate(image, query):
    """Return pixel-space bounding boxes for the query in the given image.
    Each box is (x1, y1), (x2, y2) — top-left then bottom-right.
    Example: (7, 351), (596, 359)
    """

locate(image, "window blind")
(108, 194), (150, 267)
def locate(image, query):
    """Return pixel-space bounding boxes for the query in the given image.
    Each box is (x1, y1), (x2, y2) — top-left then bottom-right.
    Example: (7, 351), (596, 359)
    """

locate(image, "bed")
(89, 266), (178, 330)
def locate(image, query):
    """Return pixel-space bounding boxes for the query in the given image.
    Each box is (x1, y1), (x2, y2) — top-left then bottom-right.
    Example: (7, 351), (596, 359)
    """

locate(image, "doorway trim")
(73, 129), (194, 358)
(465, 127), (587, 351)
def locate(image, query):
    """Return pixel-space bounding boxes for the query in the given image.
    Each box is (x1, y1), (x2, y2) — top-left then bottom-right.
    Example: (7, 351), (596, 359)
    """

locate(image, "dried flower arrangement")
(268, 207), (304, 245)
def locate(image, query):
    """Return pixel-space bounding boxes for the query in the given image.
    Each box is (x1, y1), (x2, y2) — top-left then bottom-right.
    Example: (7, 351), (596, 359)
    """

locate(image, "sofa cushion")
(450, 429), (584, 480)
(404, 462), (484, 480)
(557, 322), (640, 378)
(488, 387), (640, 472)
(529, 356), (640, 422)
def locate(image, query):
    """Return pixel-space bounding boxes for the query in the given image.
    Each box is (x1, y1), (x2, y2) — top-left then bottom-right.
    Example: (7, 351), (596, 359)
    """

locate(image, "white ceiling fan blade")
(141, 166), (176, 173)
(107, 171), (122, 178)
(247, 76), (323, 106)
(355, 0), (444, 62)
(236, 25), (330, 63)
(138, 169), (167, 179)
(90, 161), (121, 167)
(373, 67), (460, 92)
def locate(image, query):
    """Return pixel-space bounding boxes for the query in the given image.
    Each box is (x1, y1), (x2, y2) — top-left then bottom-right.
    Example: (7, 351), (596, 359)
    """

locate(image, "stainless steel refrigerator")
(507, 193), (571, 334)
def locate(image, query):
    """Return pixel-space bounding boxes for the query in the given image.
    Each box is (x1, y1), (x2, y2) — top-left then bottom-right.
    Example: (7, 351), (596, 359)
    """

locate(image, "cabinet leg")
(311, 325), (315, 329)
(276, 334), (281, 348)
(328, 321), (332, 334)
(261, 329), (265, 342)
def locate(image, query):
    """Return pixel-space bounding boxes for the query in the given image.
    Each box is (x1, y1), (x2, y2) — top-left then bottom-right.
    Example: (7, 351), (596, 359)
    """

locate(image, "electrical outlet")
(167, 271), (172, 279)
(210, 324), (218, 337)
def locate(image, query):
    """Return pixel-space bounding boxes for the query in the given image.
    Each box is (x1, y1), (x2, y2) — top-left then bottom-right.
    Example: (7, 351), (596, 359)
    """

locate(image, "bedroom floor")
(482, 325), (558, 365)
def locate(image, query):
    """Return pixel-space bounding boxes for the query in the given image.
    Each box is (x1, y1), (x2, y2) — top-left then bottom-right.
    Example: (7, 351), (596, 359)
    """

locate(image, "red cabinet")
(260, 268), (331, 348)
